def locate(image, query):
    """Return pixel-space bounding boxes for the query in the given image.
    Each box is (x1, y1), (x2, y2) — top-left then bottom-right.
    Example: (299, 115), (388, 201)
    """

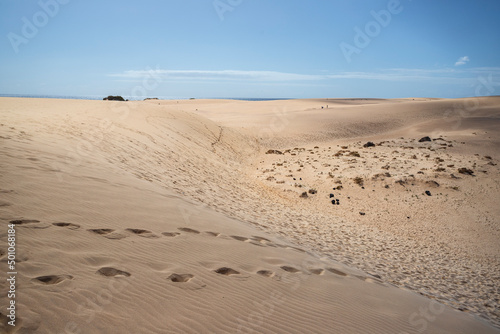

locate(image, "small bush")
(353, 177), (364, 186)
(103, 95), (125, 101)
(348, 151), (361, 157)
(266, 149), (283, 155)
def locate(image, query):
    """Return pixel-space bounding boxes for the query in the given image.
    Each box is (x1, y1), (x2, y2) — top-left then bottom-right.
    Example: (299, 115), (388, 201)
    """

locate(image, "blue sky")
(1, 0), (500, 99)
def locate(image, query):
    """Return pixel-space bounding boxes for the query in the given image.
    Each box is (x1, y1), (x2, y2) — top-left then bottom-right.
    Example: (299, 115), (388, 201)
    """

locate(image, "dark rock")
(418, 136), (432, 142)
(336, 199), (339, 205)
(300, 192), (308, 198)
(329, 194), (334, 198)
(266, 149), (283, 155)
(359, 212), (366, 216)
(308, 189), (317, 195)
(425, 190), (432, 196)
(458, 168), (474, 176)
(363, 141), (376, 148)
(103, 95), (125, 101)
(331, 200), (336, 205)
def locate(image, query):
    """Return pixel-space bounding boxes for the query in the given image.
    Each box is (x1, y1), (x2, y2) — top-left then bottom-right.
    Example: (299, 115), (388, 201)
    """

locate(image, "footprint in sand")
(231, 235), (249, 242)
(88, 228), (127, 239)
(256, 270), (275, 278)
(251, 236), (271, 243)
(162, 232), (181, 237)
(214, 267), (240, 276)
(96, 267), (131, 278)
(52, 222), (80, 230)
(104, 233), (128, 240)
(32, 274), (73, 285)
(249, 241), (267, 247)
(327, 268), (348, 276)
(287, 246), (307, 253)
(275, 244), (306, 253)
(229, 235), (272, 247)
(355, 275), (387, 286)
(10, 219), (50, 229)
(178, 227), (200, 234)
(364, 277), (387, 286)
(309, 268), (325, 275)
(280, 266), (301, 273)
(167, 273), (194, 283)
(204, 231), (220, 237)
(125, 228), (159, 238)
(88, 228), (115, 235)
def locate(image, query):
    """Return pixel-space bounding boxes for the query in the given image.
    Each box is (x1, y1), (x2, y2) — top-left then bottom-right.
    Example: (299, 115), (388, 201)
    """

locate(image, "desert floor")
(0, 97), (499, 333)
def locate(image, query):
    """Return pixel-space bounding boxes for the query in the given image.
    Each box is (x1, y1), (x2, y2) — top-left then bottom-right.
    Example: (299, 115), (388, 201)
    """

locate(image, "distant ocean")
(0, 94), (293, 102)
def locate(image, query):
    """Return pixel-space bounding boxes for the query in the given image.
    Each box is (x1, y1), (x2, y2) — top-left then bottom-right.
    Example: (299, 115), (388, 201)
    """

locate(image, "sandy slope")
(0, 97), (499, 333)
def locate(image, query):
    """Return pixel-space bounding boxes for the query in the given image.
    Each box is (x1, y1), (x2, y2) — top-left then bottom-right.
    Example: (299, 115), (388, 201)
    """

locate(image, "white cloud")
(110, 69), (321, 82)
(455, 56), (470, 66)
(326, 68), (460, 81)
(110, 66), (500, 84)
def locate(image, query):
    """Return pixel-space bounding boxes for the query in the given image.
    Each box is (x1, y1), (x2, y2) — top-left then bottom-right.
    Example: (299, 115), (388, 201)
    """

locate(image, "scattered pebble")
(458, 168), (474, 176)
(266, 149), (283, 155)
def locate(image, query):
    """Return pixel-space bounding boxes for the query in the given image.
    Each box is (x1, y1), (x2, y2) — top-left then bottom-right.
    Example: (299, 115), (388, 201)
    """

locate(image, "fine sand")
(0, 97), (499, 333)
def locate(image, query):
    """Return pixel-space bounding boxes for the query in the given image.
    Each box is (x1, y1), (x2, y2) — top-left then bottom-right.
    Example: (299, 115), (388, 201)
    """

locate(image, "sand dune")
(0, 97), (499, 333)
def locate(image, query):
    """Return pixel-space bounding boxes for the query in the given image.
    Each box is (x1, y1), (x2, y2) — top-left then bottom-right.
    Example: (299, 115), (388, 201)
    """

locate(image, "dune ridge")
(0, 97), (499, 333)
